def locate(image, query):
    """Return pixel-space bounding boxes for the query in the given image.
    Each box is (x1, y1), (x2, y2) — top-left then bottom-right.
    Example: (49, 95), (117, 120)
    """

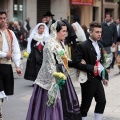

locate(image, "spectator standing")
(24, 17), (31, 38)
(8, 21), (14, 31)
(43, 11), (56, 33)
(19, 20), (27, 50)
(13, 21), (22, 41)
(41, 17), (47, 24)
(101, 13), (118, 71)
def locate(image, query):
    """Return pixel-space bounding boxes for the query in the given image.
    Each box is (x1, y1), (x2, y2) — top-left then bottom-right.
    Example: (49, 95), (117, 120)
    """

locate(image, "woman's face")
(57, 26), (67, 41)
(38, 25), (45, 34)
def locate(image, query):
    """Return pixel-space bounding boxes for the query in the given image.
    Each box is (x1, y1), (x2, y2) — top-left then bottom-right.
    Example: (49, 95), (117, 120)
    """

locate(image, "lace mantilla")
(35, 38), (68, 90)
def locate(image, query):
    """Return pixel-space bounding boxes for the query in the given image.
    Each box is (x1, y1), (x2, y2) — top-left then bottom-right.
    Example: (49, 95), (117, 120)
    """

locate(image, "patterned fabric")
(0, 29), (12, 51)
(35, 38), (69, 90)
(0, 29), (12, 64)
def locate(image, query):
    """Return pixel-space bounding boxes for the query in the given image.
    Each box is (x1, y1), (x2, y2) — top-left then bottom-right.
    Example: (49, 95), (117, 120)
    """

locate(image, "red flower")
(102, 49), (105, 54)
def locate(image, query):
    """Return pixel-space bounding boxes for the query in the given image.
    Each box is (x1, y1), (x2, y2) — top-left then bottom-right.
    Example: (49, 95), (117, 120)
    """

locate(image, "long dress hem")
(26, 75), (81, 120)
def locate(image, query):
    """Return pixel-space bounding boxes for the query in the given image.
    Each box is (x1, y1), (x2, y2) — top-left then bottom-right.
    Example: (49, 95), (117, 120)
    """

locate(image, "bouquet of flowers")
(47, 72), (66, 106)
(101, 48), (113, 80)
(23, 51), (29, 58)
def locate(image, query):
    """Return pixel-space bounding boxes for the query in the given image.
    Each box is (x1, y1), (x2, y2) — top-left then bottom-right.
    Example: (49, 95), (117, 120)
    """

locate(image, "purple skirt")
(26, 75), (81, 120)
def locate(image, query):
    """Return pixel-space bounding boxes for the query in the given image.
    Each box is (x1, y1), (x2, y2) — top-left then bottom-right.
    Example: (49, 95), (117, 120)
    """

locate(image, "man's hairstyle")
(89, 21), (101, 31)
(105, 12), (112, 17)
(0, 10), (6, 15)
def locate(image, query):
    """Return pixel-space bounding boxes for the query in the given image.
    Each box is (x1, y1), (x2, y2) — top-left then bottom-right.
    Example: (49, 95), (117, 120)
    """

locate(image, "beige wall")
(7, 0), (13, 21)
(51, 0), (70, 21)
(26, 0), (37, 30)
(94, 0), (102, 22)
(75, 0), (102, 27)
(80, 6), (92, 27)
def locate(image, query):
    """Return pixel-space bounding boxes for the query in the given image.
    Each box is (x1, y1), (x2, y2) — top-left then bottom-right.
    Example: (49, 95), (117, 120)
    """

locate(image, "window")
(13, 0), (23, 21)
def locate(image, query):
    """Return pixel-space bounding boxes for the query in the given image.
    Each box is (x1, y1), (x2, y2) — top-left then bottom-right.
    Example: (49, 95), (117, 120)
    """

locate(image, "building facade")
(0, 0), (70, 29)
(0, 0), (37, 29)
(70, 0), (102, 26)
(103, 0), (118, 21)
(0, 0), (119, 29)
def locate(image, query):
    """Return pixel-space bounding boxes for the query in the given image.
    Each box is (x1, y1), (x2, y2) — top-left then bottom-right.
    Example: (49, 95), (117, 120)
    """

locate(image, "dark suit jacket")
(72, 39), (108, 81)
(47, 19), (56, 33)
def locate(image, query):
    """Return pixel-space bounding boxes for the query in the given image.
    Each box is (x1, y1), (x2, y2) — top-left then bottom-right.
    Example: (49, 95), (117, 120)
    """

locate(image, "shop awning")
(70, 0), (94, 6)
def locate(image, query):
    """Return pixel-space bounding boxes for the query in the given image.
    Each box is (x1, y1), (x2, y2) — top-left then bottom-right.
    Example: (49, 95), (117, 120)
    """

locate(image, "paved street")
(2, 59), (120, 120)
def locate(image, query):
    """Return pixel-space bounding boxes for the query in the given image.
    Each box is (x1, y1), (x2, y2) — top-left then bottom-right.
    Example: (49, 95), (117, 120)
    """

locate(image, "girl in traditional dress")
(26, 21), (82, 120)
(24, 23), (49, 82)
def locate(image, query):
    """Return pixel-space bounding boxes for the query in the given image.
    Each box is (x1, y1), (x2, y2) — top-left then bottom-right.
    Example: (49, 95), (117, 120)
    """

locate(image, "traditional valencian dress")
(24, 23), (49, 81)
(26, 23), (82, 120)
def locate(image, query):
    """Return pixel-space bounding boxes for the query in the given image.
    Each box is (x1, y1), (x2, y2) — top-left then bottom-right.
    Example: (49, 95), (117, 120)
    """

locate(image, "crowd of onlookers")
(6, 18), (31, 51)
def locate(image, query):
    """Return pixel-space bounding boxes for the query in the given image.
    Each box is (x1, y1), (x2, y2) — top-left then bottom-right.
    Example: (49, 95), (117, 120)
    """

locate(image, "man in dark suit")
(72, 21), (109, 120)
(43, 11), (56, 33)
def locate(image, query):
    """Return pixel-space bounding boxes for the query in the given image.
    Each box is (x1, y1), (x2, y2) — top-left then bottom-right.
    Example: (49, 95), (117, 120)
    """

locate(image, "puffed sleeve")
(11, 31), (21, 67)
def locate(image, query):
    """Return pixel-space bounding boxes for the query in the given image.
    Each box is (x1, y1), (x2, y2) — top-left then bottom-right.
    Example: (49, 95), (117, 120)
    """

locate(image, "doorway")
(93, 7), (99, 21)
(70, 5), (81, 24)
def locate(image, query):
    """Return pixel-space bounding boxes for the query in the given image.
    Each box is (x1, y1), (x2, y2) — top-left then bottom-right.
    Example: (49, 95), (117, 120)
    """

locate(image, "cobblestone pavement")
(2, 59), (120, 120)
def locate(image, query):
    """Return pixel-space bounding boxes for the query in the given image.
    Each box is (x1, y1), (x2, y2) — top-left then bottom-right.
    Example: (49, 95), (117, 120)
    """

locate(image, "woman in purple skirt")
(26, 21), (82, 120)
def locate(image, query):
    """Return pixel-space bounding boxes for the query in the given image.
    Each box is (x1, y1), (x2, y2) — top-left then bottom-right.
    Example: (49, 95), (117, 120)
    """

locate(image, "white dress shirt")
(89, 37), (104, 77)
(0, 30), (21, 67)
(0, 30), (21, 99)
